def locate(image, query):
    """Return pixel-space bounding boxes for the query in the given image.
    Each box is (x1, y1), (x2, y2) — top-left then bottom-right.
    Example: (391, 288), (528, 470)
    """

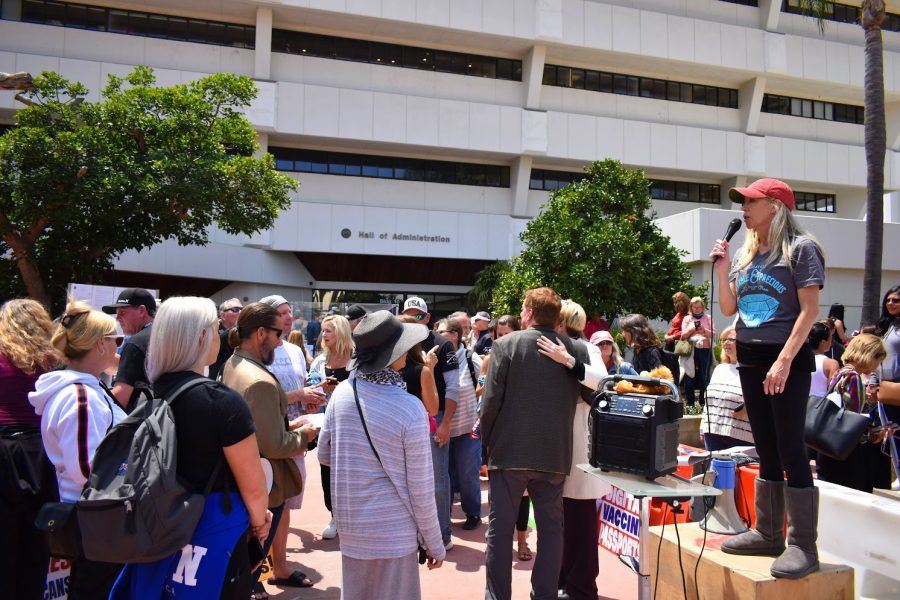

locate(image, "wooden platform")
(649, 522), (854, 600)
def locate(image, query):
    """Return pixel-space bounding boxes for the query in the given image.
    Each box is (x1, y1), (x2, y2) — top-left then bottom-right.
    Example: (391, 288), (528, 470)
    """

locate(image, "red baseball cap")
(728, 178), (795, 211)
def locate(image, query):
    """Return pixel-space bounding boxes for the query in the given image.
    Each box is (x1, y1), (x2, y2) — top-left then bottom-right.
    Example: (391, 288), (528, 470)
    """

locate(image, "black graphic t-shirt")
(729, 238), (825, 345)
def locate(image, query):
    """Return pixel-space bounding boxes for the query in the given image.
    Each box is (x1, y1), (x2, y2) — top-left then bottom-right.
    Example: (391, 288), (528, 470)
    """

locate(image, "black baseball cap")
(102, 288), (157, 315)
(347, 304), (367, 321)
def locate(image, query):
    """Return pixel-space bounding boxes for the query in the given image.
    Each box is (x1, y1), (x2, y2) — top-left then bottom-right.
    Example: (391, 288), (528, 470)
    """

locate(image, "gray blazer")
(480, 326), (592, 475)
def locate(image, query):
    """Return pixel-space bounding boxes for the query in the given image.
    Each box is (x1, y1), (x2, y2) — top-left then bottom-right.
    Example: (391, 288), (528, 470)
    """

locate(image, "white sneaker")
(322, 519), (337, 539)
(444, 540), (453, 550)
(893, 478), (900, 491)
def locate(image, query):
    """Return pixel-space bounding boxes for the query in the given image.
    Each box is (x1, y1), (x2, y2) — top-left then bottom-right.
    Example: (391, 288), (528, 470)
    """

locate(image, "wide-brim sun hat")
(348, 310), (428, 374)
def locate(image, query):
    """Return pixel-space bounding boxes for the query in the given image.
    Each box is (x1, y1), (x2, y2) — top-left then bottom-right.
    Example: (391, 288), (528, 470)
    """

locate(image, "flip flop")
(270, 570), (314, 588)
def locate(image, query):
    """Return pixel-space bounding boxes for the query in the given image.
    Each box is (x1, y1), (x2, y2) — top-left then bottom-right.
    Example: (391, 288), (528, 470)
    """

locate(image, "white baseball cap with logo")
(403, 296), (428, 314)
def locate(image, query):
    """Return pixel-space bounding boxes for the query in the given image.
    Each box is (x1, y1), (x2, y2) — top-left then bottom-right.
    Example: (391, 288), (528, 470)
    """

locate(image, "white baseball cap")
(403, 296), (428, 314)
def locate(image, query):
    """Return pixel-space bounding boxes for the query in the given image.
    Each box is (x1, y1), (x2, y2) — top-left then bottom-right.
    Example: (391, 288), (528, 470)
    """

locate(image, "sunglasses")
(437, 329), (457, 336)
(597, 341), (613, 346)
(222, 306), (242, 313)
(887, 297), (900, 305)
(104, 335), (125, 347)
(263, 326), (282, 335)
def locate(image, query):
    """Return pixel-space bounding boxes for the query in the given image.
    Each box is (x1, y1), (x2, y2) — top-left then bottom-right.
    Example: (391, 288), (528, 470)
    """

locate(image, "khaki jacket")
(222, 348), (306, 507)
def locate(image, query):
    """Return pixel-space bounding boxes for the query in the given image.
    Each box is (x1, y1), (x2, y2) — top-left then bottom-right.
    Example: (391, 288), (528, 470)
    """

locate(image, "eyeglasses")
(222, 306), (242, 313)
(722, 338), (736, 344)
(104, 335), (125, 347)
(437, 329), (457, 336)
(597, 341), (613, 346)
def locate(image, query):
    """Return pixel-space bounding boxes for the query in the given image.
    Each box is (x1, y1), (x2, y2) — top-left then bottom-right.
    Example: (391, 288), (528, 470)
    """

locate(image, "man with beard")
(222, 302), (319, 593)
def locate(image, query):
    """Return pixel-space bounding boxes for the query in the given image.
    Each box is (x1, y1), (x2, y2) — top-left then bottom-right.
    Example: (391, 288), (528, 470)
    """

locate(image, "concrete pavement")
(264, 449), (636, 599)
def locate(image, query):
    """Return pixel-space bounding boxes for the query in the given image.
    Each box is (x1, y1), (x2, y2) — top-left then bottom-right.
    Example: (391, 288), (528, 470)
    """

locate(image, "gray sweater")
(480, 326), (591, 474)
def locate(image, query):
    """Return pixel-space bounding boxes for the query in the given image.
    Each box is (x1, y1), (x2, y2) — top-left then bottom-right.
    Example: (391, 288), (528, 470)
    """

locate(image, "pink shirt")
(681, 314), (714, 349)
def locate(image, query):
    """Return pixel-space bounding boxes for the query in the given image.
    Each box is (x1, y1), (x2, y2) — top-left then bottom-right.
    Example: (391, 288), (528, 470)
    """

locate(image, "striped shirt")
(318, 376), (445, 561)
(701, 363), (754, 444)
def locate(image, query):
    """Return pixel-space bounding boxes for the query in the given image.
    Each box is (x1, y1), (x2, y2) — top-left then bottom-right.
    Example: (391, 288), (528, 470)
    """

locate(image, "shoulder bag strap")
(352, 379), (423, 543)
(465, 350), (478, 391)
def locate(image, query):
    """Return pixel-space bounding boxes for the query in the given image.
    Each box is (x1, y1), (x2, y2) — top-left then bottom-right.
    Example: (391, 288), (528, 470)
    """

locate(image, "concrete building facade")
(1, 0), (898, 323)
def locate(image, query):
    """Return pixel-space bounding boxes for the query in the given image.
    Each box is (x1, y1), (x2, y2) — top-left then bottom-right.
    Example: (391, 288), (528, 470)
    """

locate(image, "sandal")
(250, 581), (269, 600)
(270, 569), (313, 588)
(517, 541), (533, 561)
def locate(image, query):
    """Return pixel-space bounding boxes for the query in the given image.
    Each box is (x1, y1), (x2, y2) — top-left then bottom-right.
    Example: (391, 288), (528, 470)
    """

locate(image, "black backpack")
(77, 378), (225, 563)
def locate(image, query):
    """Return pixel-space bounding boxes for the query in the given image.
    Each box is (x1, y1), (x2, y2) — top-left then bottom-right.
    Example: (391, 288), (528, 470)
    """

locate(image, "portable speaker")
(588, 376), (683, 480)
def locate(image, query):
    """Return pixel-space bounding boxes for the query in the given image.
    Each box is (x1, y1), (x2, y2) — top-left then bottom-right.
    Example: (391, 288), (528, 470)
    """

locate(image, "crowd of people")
(1, 178), (899, 599)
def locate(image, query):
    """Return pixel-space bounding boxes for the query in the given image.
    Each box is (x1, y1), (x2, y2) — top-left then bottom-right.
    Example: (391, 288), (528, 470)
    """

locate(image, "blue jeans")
(431, 411), (451, 544)
(449, 433), (482, 518)
(685, 347), (711, 405)
(252, 503), (284, 585)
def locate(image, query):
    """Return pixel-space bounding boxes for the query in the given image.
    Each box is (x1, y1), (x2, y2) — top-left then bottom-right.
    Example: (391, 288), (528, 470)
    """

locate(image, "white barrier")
(816, 479), (900, 599)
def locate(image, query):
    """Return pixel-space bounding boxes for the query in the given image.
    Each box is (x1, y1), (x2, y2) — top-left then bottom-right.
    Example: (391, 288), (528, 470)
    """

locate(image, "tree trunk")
(2, 233), (51, 308)
(862, 2), (886, 327)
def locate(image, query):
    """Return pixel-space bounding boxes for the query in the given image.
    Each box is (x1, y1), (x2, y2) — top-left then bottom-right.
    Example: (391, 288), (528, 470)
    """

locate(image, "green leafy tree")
(797, 0), (885, 325)
(484, 159), (704, 320)
(0, 67), (297, 310)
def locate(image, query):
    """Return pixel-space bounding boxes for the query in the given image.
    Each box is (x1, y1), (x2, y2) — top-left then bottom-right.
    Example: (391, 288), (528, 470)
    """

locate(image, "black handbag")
(804, 374), (871, 461)
(35, 501), (82, 559)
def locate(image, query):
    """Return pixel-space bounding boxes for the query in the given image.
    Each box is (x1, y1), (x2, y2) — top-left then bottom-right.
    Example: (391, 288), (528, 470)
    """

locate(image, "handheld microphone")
(713, 218), (743, 263)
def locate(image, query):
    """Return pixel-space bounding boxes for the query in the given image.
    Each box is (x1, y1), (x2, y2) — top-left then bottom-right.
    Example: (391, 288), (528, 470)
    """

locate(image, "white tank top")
(810, 354), (829, 396)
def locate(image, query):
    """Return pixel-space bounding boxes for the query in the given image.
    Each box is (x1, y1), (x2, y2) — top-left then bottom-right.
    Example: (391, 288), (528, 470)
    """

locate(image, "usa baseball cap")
(403, 296), (428, 314)
(728, 178), (795, 211)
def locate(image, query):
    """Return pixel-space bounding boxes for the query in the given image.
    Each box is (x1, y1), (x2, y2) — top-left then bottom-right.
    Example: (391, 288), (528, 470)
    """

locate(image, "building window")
(794, 191), (836, 213)
(14, 0), (255, 48)
(271, 147), (511, 188)
(783, 0), (900, 32)
(271, 30), (523, 82)
(762, 93), (864, 124)
(542, 65), (738, 109)
(720, 0), (758, 6)
(649, 180), (721, 204)
(529, 169), (720, 203)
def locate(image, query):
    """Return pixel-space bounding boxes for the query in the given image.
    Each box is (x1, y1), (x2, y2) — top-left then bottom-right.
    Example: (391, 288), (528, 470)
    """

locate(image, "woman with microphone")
(709, 178), (824, 580)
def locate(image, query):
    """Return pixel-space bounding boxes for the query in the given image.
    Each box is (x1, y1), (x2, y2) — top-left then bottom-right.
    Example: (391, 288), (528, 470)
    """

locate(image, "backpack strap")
(75, 383), (91, 479)
(162, 378), (209, 406)
(465, 349), (478, 392)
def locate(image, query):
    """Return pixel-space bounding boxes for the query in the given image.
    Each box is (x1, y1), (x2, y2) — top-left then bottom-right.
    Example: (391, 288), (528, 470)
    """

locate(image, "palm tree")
(800, 1), (885, 325)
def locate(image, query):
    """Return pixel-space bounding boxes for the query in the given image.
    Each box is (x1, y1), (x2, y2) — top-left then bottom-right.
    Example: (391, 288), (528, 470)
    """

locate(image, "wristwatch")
(565, 356), (576, 369)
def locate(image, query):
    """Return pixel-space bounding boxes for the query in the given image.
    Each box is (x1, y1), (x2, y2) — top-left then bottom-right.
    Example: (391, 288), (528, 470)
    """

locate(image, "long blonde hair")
(733, 199), (823, 272)
(319, 314), (353, 357)
(0, 299), (61, 374)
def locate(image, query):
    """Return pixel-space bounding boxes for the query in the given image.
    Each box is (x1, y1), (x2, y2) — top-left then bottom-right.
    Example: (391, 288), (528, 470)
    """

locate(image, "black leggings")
(738, 363), (814, 488)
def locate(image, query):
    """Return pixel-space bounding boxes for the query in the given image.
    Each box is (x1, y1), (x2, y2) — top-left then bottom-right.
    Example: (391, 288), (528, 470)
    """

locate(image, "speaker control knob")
(598, 400), (609, 411)
(641, 404), (654, 417)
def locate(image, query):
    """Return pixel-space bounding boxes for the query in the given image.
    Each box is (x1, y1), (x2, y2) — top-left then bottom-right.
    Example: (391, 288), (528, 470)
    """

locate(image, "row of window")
(17, 0), (255, 48)
(783, 0), (900, 33)
(529, 169), (834, 212)
(529, 169), (721, 204)
(271, 30), (523, 82)
(270, 147), (511, 188)
(794, 191), (836, 213)
(762, 93), (864, 124)
(720, 0), (758, 6)
(542, 65), (739, 109)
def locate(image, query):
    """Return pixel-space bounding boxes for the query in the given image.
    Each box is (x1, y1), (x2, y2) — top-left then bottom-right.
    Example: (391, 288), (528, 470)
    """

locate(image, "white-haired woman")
(110, 297), (271, 600)
(710, 178), (825, 579)
(307, 314), (354, 539)
(29, 300), (127, 599)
